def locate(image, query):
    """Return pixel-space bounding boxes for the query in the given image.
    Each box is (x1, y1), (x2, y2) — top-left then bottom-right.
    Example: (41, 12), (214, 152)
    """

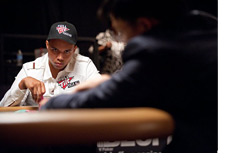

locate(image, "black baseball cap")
(47, 21), (77, 45)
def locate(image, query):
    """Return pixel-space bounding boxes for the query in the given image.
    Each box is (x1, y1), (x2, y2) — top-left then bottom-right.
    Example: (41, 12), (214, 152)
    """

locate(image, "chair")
(0, 107), (174, 152)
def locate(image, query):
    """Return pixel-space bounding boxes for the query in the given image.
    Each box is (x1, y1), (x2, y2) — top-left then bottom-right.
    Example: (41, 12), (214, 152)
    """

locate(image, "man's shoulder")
(124, 34), (159, 56)
(23, 53), (48, 69)
(75, 54), (92, 63)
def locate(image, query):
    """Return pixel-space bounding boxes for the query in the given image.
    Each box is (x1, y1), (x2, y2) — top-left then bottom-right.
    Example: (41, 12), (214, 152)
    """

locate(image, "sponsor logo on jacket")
(57, 76), (79, 89)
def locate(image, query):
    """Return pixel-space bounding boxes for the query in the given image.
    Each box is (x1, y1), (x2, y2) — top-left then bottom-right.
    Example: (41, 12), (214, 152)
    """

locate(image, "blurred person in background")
(89, 18), (125, 74)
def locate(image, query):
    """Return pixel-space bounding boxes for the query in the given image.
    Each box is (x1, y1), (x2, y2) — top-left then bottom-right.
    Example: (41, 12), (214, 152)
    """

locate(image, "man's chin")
(54, 64), (65, 70)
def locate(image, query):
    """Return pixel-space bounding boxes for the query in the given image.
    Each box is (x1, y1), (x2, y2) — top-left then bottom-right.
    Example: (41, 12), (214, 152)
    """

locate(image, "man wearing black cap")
(0, 21), (100, 106)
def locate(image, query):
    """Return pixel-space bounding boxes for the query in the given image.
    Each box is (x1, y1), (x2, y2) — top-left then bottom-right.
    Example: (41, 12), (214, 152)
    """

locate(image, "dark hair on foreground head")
(98, 0), (188, 24)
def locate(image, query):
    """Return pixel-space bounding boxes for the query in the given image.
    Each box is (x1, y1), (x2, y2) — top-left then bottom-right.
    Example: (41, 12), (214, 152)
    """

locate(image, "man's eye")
(64, 50), (71, 54)
(51, 48), (58, 52)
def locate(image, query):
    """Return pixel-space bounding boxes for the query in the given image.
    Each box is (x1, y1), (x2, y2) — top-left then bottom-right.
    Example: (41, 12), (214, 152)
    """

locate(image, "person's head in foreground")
(41, 0), (217, 153)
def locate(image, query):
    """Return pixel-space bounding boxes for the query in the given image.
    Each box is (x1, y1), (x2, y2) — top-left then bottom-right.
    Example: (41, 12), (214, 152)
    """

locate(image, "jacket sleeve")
(40, 57), (148, 110)
(0, 66), (28, 106)
(40, 38), (161, 110)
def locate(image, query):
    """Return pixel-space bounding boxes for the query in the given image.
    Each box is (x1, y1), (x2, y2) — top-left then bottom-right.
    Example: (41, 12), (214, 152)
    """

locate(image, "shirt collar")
(43, 57), (53, 81)
(63, 53), (77, 72)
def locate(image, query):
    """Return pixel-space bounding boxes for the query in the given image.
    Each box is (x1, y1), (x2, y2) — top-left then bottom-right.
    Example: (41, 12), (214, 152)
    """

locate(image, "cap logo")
(56, 25), (72, 37)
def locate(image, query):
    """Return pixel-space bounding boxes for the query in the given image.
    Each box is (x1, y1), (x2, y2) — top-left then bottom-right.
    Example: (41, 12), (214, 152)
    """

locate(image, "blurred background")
(0, 0), (217, 98)
(0, 0), (105, 36)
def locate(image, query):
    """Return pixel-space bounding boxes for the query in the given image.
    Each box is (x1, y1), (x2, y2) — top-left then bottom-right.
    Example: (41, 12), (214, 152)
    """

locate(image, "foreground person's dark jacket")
(41, 12), (217, 153)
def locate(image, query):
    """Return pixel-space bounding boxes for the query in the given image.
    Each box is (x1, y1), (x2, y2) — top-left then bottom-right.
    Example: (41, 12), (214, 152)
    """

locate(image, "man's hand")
(19, 77), (46, 103)
(39, 97), (49, 109)
(73, 74), (111, 93)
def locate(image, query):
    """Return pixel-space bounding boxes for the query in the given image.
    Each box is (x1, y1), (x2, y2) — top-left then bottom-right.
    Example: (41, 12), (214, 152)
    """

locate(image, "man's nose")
(57, 53), (65, 60)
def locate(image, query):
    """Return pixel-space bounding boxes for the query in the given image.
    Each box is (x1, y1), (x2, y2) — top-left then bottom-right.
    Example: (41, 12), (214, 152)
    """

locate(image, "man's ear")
(137, 17), (158, 32)
(74, 45), (78, 52)
(73, 45), (78, 55)
(45, 40), (49, 49)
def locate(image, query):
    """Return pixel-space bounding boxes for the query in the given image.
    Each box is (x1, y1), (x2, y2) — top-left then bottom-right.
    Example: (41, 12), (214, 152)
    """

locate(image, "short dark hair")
(98, 0), (188, 24)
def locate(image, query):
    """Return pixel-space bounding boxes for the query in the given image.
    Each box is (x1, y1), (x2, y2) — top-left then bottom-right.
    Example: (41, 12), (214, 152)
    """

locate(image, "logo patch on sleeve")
(57, 76), (79, 89)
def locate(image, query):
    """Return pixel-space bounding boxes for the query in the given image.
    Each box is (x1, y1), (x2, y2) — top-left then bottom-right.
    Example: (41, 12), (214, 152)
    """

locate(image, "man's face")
(110, 15), (140, 43)
(46, 39), (76, 71)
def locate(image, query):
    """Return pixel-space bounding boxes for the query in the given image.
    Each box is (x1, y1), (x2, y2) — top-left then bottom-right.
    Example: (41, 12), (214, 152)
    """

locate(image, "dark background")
(0, 0), (218, 37)
(0, 0), (217, 98)
(0, 0), (106, 37)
